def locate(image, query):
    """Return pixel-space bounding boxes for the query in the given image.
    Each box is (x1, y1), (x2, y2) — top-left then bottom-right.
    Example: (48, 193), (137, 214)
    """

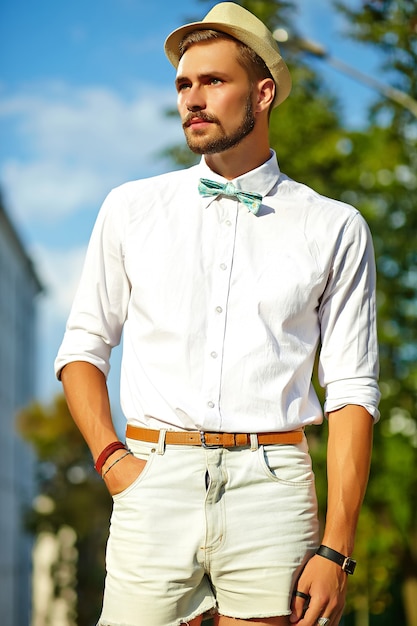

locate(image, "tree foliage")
(17, 396), (112, 626)
(18, 0), (417, 624)
(335, 0), (417, 126)
(331, 2), (417, 624)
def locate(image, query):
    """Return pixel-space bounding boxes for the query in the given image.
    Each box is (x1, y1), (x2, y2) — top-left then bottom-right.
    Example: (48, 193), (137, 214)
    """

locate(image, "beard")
(182, 95), (255, 155)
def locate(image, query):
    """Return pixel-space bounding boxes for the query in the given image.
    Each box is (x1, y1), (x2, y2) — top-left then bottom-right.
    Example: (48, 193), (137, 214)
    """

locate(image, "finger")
(304, 599), (340, 626)
(297, 598), (327, 626)
(294, 590), (310, 602)
(332, 606), (345, 626)
(290, 590), (310, 622)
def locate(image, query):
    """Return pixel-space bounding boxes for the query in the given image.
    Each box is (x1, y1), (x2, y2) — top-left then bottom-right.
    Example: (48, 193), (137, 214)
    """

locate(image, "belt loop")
(250, 433), (259, 451)
(157, 429), (167, 455)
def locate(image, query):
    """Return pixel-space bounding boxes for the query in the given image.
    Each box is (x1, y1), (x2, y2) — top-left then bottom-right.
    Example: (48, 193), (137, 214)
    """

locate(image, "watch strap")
(316, 545), (356, 575)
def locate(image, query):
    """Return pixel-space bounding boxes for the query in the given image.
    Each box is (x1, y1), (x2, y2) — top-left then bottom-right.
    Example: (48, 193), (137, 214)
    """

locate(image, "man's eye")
(177, 83), (190, 91)
(210, 78), (222, 85)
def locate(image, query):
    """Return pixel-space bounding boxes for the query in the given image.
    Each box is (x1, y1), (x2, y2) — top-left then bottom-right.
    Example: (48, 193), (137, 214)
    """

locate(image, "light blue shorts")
(98, 433), (319, 626)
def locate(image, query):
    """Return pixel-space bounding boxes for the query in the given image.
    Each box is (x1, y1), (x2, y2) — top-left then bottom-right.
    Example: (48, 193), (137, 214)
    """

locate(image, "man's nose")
(185, 86), (206, 112)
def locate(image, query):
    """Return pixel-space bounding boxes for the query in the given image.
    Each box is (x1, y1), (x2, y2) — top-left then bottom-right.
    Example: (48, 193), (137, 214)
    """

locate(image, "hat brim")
(164, 20), (291, 108)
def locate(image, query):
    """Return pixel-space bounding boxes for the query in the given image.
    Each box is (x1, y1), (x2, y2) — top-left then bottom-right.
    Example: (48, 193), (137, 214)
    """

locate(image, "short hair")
(179, 29), (274, 88)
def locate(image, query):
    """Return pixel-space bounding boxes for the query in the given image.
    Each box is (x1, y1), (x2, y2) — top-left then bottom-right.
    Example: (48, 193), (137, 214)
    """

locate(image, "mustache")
(182, 111), (219, 128)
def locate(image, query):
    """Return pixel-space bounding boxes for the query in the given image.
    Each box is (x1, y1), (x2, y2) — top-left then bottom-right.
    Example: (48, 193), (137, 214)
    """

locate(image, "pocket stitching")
(257, 445), (315, 487)
(112, 450), (157, 501)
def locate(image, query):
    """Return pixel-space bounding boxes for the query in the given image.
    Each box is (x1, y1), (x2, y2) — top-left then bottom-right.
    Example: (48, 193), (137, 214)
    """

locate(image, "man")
(55, 3), (380, 626)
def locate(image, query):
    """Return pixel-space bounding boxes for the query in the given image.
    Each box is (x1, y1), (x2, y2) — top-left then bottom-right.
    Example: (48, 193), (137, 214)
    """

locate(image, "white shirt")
(55, 151), (380, 432)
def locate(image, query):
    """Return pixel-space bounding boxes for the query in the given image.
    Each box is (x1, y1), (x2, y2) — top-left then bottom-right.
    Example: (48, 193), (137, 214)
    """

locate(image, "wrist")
(321, 529), (355, 556)
(94, 441), (127, 475)
(316, 544), (357, 575)
(102, 449), (132, 479)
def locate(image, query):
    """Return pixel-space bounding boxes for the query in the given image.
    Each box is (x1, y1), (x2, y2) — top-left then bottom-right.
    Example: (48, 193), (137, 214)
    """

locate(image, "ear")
(255, 78), (275, 113)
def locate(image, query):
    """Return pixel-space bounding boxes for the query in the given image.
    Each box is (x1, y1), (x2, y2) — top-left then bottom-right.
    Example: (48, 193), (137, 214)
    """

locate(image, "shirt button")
(225, 220), (232, 226)
(220, 263), (227, 270)
(215, 306), (223, 314)
(207, 401), (215, 408)
(210, 351), (218, 359)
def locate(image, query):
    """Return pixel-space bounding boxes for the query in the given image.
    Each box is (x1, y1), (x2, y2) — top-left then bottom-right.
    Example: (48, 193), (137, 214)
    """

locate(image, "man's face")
(176, 39), (256, 155)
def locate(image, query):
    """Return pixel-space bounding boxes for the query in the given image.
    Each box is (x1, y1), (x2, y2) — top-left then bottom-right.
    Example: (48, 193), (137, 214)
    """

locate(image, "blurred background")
(1, 0), (416, 624)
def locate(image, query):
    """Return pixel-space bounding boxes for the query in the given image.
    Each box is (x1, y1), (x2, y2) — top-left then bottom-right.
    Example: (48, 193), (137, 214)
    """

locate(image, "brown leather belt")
(126, 425), (303, 448)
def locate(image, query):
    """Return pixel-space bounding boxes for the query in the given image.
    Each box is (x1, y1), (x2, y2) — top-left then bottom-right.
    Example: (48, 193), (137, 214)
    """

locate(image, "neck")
(204, 130), (271, 180)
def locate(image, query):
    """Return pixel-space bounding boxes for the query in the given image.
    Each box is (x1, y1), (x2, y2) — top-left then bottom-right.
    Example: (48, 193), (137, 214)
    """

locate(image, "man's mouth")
(183, 113), (216, 129)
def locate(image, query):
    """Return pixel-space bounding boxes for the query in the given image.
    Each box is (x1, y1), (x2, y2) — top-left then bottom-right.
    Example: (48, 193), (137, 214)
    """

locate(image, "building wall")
(0, 205), (42, 626)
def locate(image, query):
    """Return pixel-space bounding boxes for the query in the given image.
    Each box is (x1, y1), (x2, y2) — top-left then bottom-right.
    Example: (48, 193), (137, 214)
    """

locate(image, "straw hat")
(164, 2), (291, 107)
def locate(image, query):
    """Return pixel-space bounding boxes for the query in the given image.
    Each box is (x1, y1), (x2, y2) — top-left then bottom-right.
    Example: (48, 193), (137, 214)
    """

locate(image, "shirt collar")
(196, 150), (281, 209)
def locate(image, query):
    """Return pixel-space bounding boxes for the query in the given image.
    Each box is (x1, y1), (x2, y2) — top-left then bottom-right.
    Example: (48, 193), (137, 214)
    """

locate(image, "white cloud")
(33, 243), (87, 317)
(0, 80), (183, 223)
(0, 79), (187, 402)
(32, 243), (87, 400)
(2, 159), (105, 222)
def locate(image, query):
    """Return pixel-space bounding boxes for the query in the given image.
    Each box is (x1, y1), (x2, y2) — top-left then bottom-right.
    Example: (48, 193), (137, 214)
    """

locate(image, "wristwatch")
(316, 545), (357, 575)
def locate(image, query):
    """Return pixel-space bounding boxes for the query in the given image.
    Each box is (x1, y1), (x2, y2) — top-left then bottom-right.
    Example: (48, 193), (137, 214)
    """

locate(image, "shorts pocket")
(257, 443), (315, 486)
(112, 441), (157, 501)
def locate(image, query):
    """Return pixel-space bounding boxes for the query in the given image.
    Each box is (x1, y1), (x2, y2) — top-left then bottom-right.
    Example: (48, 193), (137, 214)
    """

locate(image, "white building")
(0, 199), (42, 626)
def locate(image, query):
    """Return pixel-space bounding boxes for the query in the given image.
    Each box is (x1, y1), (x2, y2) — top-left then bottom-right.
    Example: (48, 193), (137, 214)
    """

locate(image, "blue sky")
(0, 0), (385, 416)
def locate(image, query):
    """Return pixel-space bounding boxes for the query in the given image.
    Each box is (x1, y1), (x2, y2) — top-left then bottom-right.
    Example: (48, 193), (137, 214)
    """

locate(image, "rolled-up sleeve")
(318, 212), (380, 420)
(54, 189), (131, 380)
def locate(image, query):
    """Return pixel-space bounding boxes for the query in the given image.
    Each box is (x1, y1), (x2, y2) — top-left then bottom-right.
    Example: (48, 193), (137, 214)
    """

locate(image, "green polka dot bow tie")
(198, 178), (263, 215)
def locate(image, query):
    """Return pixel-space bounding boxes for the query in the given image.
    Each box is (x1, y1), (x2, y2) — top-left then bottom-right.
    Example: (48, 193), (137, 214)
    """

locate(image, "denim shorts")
(98, 432), (319, 626)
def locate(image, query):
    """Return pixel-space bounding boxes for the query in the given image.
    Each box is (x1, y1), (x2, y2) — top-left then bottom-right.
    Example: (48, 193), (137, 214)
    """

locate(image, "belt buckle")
(199, 431), (221, 449)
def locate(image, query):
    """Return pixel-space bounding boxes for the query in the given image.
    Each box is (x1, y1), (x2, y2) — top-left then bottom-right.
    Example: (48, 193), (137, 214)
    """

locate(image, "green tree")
(17, 395), (112, 626)
(333, 2), (417, 624)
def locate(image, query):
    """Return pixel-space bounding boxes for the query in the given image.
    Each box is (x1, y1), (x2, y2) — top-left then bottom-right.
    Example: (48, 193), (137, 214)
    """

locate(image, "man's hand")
(290, 554), (347, 625)
(102, 451), (147, 497)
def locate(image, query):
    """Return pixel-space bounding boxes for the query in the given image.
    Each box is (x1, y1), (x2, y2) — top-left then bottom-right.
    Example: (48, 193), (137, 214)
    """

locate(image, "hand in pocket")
(103, 452), (147, 496)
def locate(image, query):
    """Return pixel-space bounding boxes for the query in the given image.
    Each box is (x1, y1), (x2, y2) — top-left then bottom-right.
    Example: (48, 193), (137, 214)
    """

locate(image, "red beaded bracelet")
(94, 441), (126, 475)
